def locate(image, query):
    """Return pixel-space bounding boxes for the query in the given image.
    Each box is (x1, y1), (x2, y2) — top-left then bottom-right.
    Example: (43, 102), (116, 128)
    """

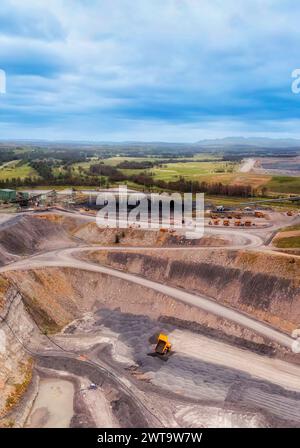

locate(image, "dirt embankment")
(36, 213), (229, 247)
(85, 249), (300, 335)
(0, 215), (77, 262)
(0, 213), (228, 266)
(73, 222), (229, 247)
(1, 265), (286, 353)
(0, 247), (15, 266)
(0, 261), (298, 424)
(0, 286), (39, 424)
(0, 269), (157, 426)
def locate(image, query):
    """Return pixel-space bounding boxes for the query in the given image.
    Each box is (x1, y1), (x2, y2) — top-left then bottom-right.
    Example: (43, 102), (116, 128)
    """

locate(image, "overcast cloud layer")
(0, 0), (300, 141)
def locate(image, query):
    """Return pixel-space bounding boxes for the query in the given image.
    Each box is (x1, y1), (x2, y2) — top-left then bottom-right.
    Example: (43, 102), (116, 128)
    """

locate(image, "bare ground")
(0, 211), (300, 428)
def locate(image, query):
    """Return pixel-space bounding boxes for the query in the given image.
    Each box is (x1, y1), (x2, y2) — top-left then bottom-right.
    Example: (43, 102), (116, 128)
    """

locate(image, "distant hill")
(196, 137), (300, 148)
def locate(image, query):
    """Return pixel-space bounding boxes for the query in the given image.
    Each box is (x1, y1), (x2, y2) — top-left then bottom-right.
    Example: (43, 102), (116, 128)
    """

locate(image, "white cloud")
(0, 0), (300, 140)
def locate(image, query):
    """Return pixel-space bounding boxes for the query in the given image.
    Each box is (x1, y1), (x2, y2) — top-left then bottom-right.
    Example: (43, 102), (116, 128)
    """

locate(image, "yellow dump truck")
(254, 211), (264, 218)
(155, 333), (172, 355)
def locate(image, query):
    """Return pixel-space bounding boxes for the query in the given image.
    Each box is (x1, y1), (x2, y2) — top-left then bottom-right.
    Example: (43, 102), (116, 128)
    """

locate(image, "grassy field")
(105, 157), (272, 190)
(266, 176), (300, 194)
(103, 157), (300, 195)
(274, 236), (300, 248)
(52, 159), (101, 177)
(71, 158), (101, 172)
(1, 153), (299, 198)
(150, 161), (236, 181)
(124, 163), (299, 195)
(102, 156), (158, 167)
(48, 156), (300, 196)
(274, 223), (300, 248)
(0, 161), (38, 180)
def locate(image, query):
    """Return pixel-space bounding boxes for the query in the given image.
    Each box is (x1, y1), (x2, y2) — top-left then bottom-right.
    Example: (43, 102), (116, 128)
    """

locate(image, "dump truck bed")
(155, 340), (167, 354)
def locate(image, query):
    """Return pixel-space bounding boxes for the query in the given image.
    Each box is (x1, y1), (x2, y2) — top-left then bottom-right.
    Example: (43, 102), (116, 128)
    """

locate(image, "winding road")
(0, 223), (296, 351)
(1, 210), (300, 428)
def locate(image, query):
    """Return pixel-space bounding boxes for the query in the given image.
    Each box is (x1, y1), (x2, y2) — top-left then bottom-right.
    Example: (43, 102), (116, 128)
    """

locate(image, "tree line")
(0, 160), (255, 198)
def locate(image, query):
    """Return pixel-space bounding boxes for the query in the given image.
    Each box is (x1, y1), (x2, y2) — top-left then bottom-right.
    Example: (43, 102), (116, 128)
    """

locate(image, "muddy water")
(26, 378), (74, 428)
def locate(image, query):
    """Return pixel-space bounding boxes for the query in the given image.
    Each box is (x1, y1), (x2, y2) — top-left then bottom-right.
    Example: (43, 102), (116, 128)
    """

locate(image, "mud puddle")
(26, 378), (74, 428)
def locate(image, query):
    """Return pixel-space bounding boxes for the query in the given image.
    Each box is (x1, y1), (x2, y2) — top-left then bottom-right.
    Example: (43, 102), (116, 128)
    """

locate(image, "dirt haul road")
(1, 211), (300, 428)
(0, 241), (295, 351)
(0, 209), (299, 353)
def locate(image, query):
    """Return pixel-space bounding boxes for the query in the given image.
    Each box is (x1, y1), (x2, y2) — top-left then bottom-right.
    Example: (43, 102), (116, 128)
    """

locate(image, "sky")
(0, 0), (300, 142)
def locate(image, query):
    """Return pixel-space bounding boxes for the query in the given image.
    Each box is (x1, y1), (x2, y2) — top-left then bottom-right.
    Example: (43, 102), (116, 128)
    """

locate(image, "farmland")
(0, 145), (299, 199)
(0, 160), (38, 180)
(266, 176), (300, 194)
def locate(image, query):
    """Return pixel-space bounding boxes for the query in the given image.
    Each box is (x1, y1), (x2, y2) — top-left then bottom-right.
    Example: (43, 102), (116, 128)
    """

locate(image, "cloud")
(0, 0), (300, 141)
(0, 3), (65, 41)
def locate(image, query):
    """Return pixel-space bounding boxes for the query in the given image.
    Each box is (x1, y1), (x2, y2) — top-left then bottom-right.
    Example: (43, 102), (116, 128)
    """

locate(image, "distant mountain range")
(1, 137), (300, 148)
(195, 137), (300, 148)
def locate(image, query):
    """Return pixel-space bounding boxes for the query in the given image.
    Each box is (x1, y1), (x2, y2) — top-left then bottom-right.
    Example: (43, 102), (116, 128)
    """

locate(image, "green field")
(103, 156), (158, 167)
(274, 223), (300, 248)
(275, 236), (300, 248)
(119, 160), (300, 196)
(71, 158), (101, 172)
(0, 161), (38, 180)
(150, 161), (236, 181)
(266, 176), (300, 194)
(52, 159), (101, 177)
(1, 153), (300, 198)
(114, 159), (237, 180)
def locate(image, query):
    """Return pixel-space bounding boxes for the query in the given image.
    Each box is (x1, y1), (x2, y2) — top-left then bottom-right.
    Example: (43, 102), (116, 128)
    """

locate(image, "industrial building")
(0, 189), (16, 202)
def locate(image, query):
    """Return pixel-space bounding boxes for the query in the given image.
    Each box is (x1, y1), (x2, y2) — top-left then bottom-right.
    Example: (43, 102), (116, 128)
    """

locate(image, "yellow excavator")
(155, 333), (172, 356)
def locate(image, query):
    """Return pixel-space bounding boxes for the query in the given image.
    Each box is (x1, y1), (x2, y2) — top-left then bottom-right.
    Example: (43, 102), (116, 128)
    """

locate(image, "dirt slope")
(86, 249), (300, 334)
(0, 215), (76, 259)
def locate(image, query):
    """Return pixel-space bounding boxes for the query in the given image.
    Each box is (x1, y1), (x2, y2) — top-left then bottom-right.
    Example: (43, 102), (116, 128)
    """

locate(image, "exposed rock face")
(0, 215), (75, 260)
(2, 266), (282, 353)
(0, 214), (229, 264)
(0, 254), (297, 424)
(0, 213), (298, 425)
(0, 287), (37, 420)
(70, 220), (228, 247)
(0, 246), (15, 266)
(87, 249), (300, 334)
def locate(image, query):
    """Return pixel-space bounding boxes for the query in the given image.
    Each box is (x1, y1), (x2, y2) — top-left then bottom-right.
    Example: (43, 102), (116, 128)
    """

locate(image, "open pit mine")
(0, 210), (300, 428)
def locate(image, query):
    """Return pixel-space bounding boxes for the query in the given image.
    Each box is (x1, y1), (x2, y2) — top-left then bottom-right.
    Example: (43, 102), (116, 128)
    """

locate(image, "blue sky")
(0, 0), (300, 141)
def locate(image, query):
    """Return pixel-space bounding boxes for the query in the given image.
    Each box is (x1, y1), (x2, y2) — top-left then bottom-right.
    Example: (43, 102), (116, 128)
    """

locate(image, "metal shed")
(0, 189), (16, 202)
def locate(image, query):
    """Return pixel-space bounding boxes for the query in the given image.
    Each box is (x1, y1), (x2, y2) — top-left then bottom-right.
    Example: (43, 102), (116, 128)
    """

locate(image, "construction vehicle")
(216, 205), (225, 212)
(254, 211), (264, 218)
(223, 219), (230, 226)
(155, 333), (172, 356)
(244, 207), (253, 214)
(234, 220), (241, 226)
